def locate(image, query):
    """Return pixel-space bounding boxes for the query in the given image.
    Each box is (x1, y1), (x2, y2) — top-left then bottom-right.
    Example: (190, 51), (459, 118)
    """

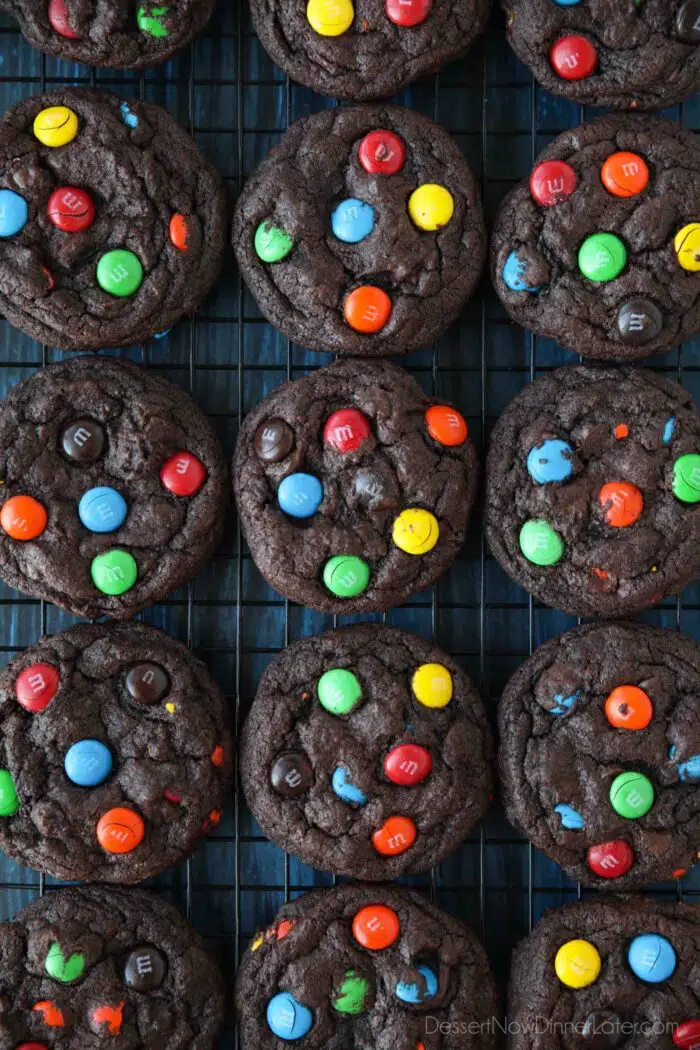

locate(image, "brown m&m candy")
(126, 663), (170, 705)
(616, 299), (663, 346)
(123, 945), (167, 990)
(676, 0), (700, 44)
(255, 419), (295, 462)
(271, 752), (313, 797)
(61, 419), (105, 463)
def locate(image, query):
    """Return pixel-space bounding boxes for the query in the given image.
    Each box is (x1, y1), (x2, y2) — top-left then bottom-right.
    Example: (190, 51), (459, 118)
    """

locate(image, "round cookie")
(233, 105), (486, 357)
(0, 356), (227, 619)
(485, 366), (700, 618)
(0, 622), (231, 882)
(509, 896), (700, 1049)
(491, 115), (700, 362)
(1, 0), (216, 70)
(234, 359), (478, 613)
(248, 0), (490, 101)
(241, 624), (493, 880)
(503, 0), (700, 110)
(500, 622), (700, 890)
(236, 884), (499, 1048)
(0, 885), (224, 1047)
(0, 87), (226, 350)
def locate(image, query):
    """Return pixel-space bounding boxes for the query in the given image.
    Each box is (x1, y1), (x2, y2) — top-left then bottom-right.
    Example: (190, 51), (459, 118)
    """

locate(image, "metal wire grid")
(0, 5), (698, 1046)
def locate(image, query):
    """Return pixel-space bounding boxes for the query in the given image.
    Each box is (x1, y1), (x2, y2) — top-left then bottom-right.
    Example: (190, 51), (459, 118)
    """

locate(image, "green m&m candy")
(91, 549), (138, 596)
(332, 970), (371, 1015)
(578, 233), (627, 283)
(609, 771), (654, 819)
(96, 250), (144, 297)
(137, 5), (170, 36)
(519, 520), (564, 566)
(672, 453), (700, 503)
(0, 770), (19, 816)
(323, 554), (370, 598)
(318, 668), (362, 715)
(255, 220), (293, 263)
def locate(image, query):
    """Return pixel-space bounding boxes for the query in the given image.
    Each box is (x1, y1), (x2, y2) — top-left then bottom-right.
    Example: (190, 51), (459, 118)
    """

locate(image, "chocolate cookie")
(248, 0), (489, 101)
(0, 356), (227, 619)
(1, 0), (216, 69)
(234, 359), (478, 613)
(236, 884), (499, 1048)
(0, 621), (231, 882)
(0, 885), (225, 1047)
(0, 87), (226, 349)
(509, 896), (700, 1049)
(503, 0), (700, 110)
(233, 105), (486, 357)
(491, 115), (700, 362)
(500, 622), (700, 890)
(485, 366), (700, 618)
(241, 624), (493, 880)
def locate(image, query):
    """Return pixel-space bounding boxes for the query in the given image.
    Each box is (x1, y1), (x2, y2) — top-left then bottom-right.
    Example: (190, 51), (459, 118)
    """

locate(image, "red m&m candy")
(550, 35), (598, 81)
(47, 187), (95, 233)
(385, 0), (431, 27)
(160, 452), (206, 496)
(16, 663), (59, 713)
(384, 744), (432, 786)
(587, 839), (634, 879)
(48, 0), (81, 38)
(674, 1021), (700, 1048)
(358, 130), (405, 176)
(530, 161), (577, 207)
(324, 408), (371, 453)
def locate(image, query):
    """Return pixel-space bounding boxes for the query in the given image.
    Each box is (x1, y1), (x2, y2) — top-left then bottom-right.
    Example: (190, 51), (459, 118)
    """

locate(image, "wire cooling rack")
(0, 4), (699, 1045)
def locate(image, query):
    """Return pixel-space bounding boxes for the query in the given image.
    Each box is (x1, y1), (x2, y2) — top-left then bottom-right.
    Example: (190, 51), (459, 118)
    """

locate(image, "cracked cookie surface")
(0, 885), (225, 1047)
(503, 0), (700, 110)
(491, 115), (700, 361)
(509, 896), (700, 1050)
(0, 356), (227, 619)
(1, 0), (216, 70)
(485, 366), (700, 618)
(0, 87), (226, 349)
(233, 359), (478, 612)
(241, 624), (493, 880)
(233, 105), (485, 358)
(0, 622), (231, 882)
(236, 883), (498, 1049)
(499, 623), (700, 890)
(248, 0), (489, 101)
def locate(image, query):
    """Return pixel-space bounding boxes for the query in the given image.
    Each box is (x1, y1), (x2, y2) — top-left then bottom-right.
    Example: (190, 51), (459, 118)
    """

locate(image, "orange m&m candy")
(96, 807), (144, 854)
(425, 405), (468, 446)
(601, 152), (649, 199)
(344, 286), (392, 334)
(0, 495), (47, 540)
(605, 685), (653, 730)
(371, 815), (416, 856)
(169, 213), (190, 251)
(598, 481), (643, 528)
(352, 904), (400, 950)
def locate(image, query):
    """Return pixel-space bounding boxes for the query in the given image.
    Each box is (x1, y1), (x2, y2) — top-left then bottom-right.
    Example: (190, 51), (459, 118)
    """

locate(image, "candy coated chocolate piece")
(554, 939), (601, 988)
(255, 220), (293, 263)
(126, 662), (170, 705)
(34, 105), (78, 147)
(16, 663), (59, 712)
(527, 439), (574, 484)
(61, 419), (105, 462)
(424, 405), (467, 445)
(411, 663), (452, 708)
(78, 487), (127, 533)
(627, 933), (676, 983)
(64, 739), (112, 787)
(352, 904), (400, 950)
(609, 771), (654, 818)
(0, 495), (47, 540)
(529, 160), (577, 206)
(160, 452), (206, 496)
(324, 408), (371, 453)
(0, 770), (19, 816)
(587, 839), (634, 879)
(266, 991), (313, 1039)
(91, 550), (138, 596)
(45, 943), (85, 983)
(331, 198), (375, 244)
(271, 752), (313, 797)
(384, 744), (432, 786)
(47, 186), (94, 232)
(123, 945), (167, 990)
(357, 130), (405, 176)
(550, 34), (597, 80)
(323, 555), (370, 598)
(616, 299), (663, 345)
(96, 807), (145, 853)
(371, 815), (416, 856)
(317, 668), (362, 715)
(278, 473), (323, 518)
(96, 249), (143, 297)
(332, 766), (367, 805)
(0, 189), (28, 238)
(519, 519), (564, 566)
(604, 685), (653, 730)
(578, 233), (627, 282)
(255, 418), (295, 461)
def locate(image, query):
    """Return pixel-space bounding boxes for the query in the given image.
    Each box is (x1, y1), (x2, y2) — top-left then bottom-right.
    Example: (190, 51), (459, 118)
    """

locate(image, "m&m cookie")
(2, 0), (215, 69)
(503, 0), (700, 109)
(0, 622), (230, 882)
(233, 359), (477, 612)
(492, 115), (700, 361)
(485, 366), (700, 618)
(0, 886), (224, 1047)
(237, 885), (498, 1048)
(509, 897), (700, 1049)
(248, 0), (489, 100)
(0, 88), (226, 349)
(233, 106), (485, 357)
(500, 623), (700, 889)
(0, 357), (226, 619)
(241, 625), (492, 880)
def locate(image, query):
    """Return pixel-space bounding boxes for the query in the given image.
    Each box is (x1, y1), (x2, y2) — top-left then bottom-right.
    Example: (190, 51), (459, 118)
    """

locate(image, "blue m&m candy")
(0, 189), (28, 238)
(503, 250), (540, 292)
(553, 0), (581, 5)
(331, 198), (375, 244)
(266, 992), (313, 1040)
(554, 803), (585, 830)
(627, 934), (676, 983)
(78, 486), (128, 533)
(669, 746), (700, 781)
(527, 439), (574, 484)
(396, 964), (438, 1004)
(332, 766), (367, 806)
(64, 739), (112, 787)
(278, 473), (323, 519)
(550, 690), (580, 716)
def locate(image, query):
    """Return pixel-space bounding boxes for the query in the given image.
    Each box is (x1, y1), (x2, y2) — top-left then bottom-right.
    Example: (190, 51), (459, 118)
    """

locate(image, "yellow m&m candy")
(392, 508), (439, 555)
(307, 0), (353, 36)
(412, 663), (453, 709)
(33, 106), (79, 148)
(408, 184), (454, 231)
(554, 939), (601, 989)
(675, 223), (700, 272)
